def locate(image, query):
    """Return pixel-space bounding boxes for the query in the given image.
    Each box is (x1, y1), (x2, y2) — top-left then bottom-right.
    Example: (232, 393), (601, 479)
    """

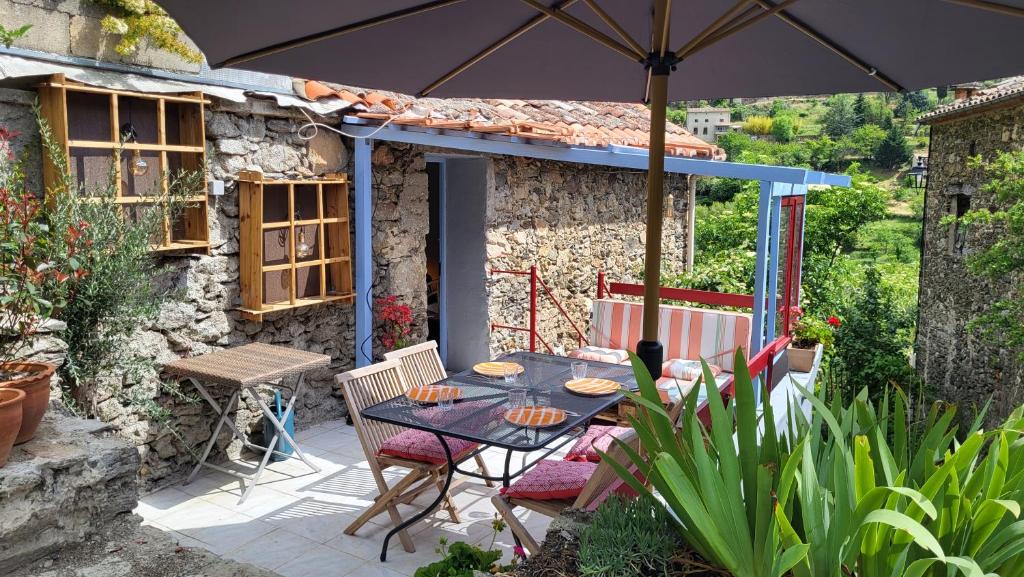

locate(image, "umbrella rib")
(750, 0), (903, 92)
(214, 0), (468, 68)
(582, 0), (647, 57)
(679, 0), (800, 59)
(517, 0), (646, 61)
(673, 0), (756, 59)
(420, 0), (581, 96)
(940, 0), (1024, 17)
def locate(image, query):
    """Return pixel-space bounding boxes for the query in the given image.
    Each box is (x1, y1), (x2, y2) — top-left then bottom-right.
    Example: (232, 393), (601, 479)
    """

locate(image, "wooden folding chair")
(384, 341), (493, 486)
(383, 340), (447, 387)
(491, 430), (640, 554)
(337, 359), (473, 553)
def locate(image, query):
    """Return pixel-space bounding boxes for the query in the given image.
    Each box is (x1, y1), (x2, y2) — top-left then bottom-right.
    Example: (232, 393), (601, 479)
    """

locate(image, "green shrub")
(830, 267), (918, 401)
(771, 115), (796, 143)
(666, 107), (687, 126)
(578, 495), (683, 577)
(413, 541), (502, 577)
(876, 124), (913, 169)
(88, 0), (202, 63)
(37, 115), (202, 399)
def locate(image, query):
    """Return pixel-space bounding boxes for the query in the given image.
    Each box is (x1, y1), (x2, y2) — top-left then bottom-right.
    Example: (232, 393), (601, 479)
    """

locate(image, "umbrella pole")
(636, 54), (670, 381)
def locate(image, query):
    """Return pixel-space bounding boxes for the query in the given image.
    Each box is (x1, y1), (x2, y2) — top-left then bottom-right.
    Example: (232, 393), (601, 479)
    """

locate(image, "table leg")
(186, 389), (239, 485)
(247, 373), (320, 473)
(379, 433), (454, 562)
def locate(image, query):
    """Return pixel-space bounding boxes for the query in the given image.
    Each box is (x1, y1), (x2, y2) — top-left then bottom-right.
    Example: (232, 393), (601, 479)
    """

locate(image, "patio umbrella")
(161, 0), (1024, 377)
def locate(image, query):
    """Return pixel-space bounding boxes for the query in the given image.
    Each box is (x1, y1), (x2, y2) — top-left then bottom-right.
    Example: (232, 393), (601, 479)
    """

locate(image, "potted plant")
(788, 307), (840, 372)
(0, 126), (85, 445)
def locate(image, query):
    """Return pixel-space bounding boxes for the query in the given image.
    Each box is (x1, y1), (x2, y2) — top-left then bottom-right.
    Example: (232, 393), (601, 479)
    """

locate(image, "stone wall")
(2, 0), (202, 73)
(485, 156), (690, 355)
(917, 104), (1024, 426)
(0, 411), (139, 572)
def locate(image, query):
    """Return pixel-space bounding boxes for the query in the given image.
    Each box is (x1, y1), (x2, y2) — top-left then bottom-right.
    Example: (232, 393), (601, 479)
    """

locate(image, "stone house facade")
(0, 3), (711, 487)
(917, 80), (1024, 425)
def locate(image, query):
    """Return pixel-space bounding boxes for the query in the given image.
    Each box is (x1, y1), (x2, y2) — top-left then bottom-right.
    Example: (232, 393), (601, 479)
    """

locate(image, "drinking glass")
(571, 361), (588, 381)
(534, 384), (551, 407)
(438, 388), (455, 411)
(503, 363), (520, 386)
(508, 389), (527, 408)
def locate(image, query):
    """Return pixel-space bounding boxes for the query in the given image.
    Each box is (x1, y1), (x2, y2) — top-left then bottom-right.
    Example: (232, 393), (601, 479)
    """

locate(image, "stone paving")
(136, 419), (559, 577)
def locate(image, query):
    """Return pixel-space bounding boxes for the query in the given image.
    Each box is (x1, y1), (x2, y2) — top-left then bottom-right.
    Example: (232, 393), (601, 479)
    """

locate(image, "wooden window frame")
(37, 73), (210, 253)
(238, 171), (354, 321)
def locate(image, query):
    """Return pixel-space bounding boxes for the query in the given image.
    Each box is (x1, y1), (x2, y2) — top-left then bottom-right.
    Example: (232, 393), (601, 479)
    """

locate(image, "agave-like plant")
(601, 350), (808, 577)
(783, 384), (975, 577)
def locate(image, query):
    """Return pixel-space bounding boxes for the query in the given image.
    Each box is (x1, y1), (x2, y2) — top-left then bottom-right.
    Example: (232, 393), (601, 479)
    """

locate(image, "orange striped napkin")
(504, 406), (567, 428)
(473, 362), (525, 378)
(405, 385), (461, 404)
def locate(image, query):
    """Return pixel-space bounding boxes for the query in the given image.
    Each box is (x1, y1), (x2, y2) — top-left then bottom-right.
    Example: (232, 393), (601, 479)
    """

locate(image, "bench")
(569, 299), (752, 419)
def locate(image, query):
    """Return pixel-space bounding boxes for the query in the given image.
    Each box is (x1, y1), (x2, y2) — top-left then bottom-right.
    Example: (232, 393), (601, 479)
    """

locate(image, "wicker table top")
(164, 343), (331, 387)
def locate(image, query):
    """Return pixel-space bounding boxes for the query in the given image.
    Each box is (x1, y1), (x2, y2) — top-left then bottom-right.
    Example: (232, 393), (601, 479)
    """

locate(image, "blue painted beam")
(751, 181), (775, 360)
(343, 120), (823, 185)
(354, 137), (373, 368)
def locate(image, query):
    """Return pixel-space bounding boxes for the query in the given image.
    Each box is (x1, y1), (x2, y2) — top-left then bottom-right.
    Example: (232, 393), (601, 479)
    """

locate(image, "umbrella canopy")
(161, 0), (1024, 375)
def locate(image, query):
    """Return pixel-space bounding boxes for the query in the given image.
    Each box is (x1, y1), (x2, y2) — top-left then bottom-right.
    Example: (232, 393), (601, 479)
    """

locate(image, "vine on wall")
(88, 0), (202, 64)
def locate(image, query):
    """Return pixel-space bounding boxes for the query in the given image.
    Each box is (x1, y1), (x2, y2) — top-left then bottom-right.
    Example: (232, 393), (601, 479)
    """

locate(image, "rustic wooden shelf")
(38, 73), (210, 254)
(239, 171), (354, 321)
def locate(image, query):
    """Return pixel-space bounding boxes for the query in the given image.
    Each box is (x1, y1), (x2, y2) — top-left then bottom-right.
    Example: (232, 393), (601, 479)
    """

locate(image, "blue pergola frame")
(348, 118), (850, 368)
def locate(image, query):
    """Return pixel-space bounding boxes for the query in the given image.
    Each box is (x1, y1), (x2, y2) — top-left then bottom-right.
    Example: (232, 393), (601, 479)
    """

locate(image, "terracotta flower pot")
(787, 345), (818, 373)
(0, 387), (25, 467)
(0, 362), (55, 444)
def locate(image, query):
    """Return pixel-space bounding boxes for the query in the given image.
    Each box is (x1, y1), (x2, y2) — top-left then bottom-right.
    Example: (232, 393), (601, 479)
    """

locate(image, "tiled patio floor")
(135, 419), (561, 577)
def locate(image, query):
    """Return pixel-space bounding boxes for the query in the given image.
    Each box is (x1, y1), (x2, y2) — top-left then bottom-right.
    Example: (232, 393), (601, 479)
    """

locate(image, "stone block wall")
(485, 155), (690, 355)
(917, 104), (1024, 426)
(1, 0), (202, 73)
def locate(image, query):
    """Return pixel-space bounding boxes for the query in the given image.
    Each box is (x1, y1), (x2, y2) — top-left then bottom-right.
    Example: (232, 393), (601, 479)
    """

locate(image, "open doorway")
(424, 156), (490, 371)
(426, 162), (443, 350)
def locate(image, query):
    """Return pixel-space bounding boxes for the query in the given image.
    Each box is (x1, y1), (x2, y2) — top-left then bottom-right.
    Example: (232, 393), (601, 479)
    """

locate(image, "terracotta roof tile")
(920, 76), (1024, 123)
(299, 80), (724, 160)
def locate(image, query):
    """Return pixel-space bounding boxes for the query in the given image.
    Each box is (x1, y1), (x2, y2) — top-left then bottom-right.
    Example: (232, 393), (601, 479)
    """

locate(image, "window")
(948, 193), (972, 255)
(703, 127), (708, 135)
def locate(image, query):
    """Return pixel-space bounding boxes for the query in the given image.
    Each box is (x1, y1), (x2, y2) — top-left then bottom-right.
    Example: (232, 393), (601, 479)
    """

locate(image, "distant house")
(916, 77), (1024, 425)
(685, 107), (733, 143)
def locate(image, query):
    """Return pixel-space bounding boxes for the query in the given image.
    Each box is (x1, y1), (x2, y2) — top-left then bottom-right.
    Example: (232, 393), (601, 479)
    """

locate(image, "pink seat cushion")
(564, 425), (633, 463)
(378, 429), (478, 465)
(568, 346), (631, 365)
(662, 358), (722, 381)
(500, 459), (598, 500)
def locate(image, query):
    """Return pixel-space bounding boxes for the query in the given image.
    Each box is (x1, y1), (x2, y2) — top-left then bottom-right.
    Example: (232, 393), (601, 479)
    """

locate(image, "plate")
(565, 377), (621, 396)
(504, 406), (567, 428)
(473, 361), (525, 378)
(405, 385), (461, 404)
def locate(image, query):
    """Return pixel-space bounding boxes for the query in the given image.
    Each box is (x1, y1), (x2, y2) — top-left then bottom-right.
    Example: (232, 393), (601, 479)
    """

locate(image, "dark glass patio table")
(360, 351), (638, 560)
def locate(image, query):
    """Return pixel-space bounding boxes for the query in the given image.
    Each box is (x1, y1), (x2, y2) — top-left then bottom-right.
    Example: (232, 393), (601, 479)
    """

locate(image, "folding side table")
(164, 343), (330, 504)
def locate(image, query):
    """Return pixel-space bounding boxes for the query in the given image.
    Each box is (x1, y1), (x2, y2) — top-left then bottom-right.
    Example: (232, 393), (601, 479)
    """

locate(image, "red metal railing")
(489, 265), (590, 354)
(597, 270), (756, 309)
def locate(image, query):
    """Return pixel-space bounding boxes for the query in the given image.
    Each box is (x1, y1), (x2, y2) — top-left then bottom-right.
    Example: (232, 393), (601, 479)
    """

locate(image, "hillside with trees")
(667, 89), (945, 401)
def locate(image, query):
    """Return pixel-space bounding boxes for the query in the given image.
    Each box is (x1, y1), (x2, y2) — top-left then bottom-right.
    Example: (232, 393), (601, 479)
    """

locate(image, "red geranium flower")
(827, 316), (842, 328)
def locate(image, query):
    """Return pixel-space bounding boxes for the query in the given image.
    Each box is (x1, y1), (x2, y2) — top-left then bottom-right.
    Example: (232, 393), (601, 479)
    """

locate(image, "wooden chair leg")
(346, 467), (425, 537)
(490, 495), (540, 554)
(386, 501), (417, 553)
(475, 454), (495, 488)
(436, 473), (461, 524)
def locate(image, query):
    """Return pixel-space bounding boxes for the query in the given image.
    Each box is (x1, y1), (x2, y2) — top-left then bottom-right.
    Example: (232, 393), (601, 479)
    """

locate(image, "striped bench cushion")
(589, 299), (752, 372)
